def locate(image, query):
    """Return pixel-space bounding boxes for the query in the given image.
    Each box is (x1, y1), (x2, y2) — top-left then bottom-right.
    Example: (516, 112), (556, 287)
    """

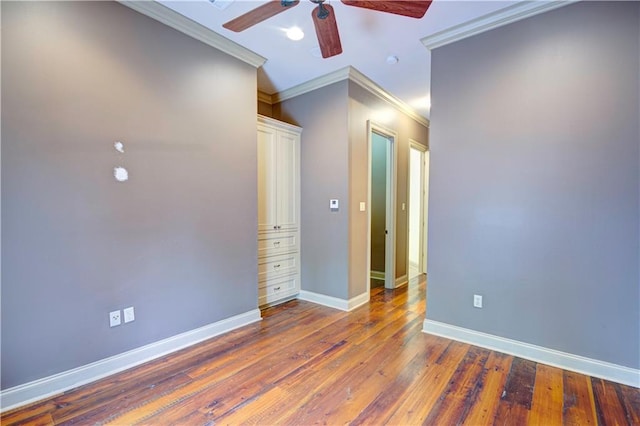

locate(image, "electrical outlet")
(109, 310), (121, 327)
(473, 294), (483, 308)
(123, 306), (135, 323)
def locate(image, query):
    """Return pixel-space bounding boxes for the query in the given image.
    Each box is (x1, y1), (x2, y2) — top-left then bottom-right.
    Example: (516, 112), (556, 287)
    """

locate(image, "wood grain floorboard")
(528, 363), (564, 425)
(592, 377), (631, 426)
(563, 370), (598, 425)
(3, 275), (639, 425)
(493, 357), (537, 425)
(461, 351), (513, 425)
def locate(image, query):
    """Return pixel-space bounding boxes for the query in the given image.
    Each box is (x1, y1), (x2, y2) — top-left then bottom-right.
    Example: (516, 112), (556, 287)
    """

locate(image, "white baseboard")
(298, 290), (369, 311)
(348, 292), (370, 311)
(394, 274), (408, 288)
(422, 319), (640, 388)
(1, 309), (262, 412)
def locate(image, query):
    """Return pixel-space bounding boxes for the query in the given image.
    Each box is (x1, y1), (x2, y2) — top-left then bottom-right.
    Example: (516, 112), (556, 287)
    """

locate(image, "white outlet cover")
(109, 310), (121, 327)
(473, 294), (483, 308)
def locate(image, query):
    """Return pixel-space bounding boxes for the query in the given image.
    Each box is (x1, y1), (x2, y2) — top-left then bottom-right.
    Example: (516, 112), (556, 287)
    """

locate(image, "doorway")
(408, 143), (428, 279)
(368, 122), (396, 290)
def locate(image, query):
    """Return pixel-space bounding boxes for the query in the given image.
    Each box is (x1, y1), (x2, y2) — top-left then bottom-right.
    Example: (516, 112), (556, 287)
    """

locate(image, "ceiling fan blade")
(340, 0), (432, 19)
(223, 0), (300, 32)
(312, 4), (342, 58)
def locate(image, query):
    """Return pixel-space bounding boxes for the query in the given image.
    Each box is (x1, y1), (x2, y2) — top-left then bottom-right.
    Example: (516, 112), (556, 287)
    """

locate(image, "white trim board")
(298, 290), (369, 312)
(370, 270), (385, 281)
(1, 309), (262, 412)
(394, 275), (408, 288)
(421, 0), (579, 50)
(257, 90), (273, 104)
(423, 319), (640, 388)
(118, 1), (266, 68)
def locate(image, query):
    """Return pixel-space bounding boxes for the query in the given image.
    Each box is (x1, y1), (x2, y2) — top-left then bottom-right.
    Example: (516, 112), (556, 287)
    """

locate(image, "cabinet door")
(257, 124), (278, 232)
(276, 130), (299, 231)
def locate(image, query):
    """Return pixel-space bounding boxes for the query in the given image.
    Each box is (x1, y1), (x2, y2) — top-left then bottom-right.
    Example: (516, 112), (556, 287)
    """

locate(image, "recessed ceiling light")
(386, 55), (399, 65)
(286, 27), (304, 41)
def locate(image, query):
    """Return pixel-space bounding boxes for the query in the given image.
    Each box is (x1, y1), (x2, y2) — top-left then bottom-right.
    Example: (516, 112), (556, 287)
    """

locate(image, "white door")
(276, 130), (299, 231)
(383, 137), (395, 289)
(408, 144), (426, 279)
(257, 124), (278, 232)
(423, 150), (430, 274)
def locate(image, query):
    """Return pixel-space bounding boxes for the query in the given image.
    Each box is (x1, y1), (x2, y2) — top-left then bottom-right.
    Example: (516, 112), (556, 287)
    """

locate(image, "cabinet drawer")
(258, 232), (298, 257)
(258, 253), (298, 283)
(259, 275), (299, 306)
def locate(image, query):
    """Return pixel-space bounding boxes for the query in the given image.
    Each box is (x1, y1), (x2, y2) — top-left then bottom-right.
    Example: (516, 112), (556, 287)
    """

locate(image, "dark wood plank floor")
(3, 275), (639, 425)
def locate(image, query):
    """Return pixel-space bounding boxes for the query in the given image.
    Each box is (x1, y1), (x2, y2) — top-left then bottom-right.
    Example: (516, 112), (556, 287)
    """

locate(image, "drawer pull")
(273, 241), (280, 247)
(274, 264), (281, 269)
(273, 286), (281, 291)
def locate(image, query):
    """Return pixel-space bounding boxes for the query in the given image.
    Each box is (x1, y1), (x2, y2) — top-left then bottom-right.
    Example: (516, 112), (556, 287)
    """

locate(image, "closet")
(257, 115), (301, 306)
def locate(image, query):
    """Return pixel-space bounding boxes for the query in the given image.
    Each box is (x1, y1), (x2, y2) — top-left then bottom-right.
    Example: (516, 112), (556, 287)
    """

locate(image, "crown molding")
(257, 91), (273, 104)
(347, 67), (430, 128)
(421, 0), (580, 50)
(272, 67), (351, 104)
(272, 67), (429, 128)
(118, 1), (266, 68)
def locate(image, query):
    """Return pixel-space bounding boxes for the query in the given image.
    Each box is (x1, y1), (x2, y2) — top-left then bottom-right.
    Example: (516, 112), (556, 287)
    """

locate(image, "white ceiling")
(161, 0), (518, 119)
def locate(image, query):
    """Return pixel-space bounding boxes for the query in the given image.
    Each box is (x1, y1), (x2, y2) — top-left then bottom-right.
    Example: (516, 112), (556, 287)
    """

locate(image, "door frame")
(367, 121), (398, 290)
(407, 141), (428, 277)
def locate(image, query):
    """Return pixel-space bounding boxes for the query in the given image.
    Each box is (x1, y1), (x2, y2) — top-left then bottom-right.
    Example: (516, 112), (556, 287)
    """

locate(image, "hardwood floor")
(3, 275), (639, 425)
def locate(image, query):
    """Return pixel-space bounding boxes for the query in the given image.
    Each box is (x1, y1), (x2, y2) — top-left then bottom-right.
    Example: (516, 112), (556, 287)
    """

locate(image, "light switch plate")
(330, 199), (339, 210)
(359, 202), (366, 212)
(123, 306), (135, 323)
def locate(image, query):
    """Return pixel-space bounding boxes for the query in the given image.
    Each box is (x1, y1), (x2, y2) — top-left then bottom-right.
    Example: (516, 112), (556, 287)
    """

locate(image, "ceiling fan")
(222, 0), (433, 59)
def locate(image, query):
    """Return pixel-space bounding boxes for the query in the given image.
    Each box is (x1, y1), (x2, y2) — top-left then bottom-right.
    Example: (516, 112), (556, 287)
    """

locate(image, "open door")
(367, 122), (397, 290)
(408, 142), (428, 279)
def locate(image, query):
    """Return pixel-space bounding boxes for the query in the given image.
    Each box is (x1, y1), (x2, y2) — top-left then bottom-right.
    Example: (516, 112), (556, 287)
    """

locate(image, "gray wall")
(2, 1), (259, 389)
(274, 81), (351, 299)
(428, 1), (639, 368)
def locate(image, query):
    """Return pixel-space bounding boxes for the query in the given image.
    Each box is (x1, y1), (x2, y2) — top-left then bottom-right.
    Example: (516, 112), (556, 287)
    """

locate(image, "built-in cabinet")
(257, 115), (301, 306)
